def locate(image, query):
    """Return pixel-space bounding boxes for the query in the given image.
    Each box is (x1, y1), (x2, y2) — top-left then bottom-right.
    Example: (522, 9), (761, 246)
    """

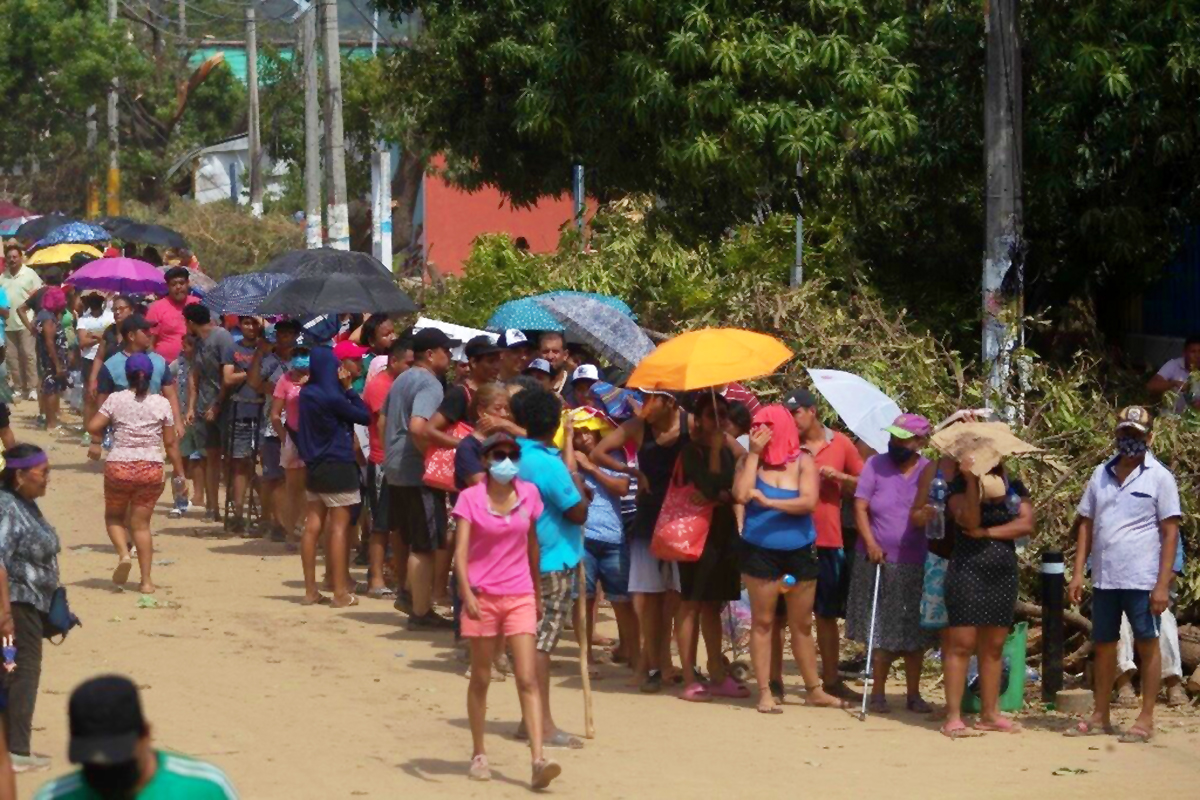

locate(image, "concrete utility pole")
(301, 3), (323, 248)
(982, 0), (1024, 410)
(321, 0), (350, 250)
(177, 0), (186, 43)
(106, 0), (120, 215)
(246, 4), (263, 216)
(370, 9), (392, 269)
(86, 106), (99, 217)
(572, 165), (586, 247)
(791, 155), (804, 287)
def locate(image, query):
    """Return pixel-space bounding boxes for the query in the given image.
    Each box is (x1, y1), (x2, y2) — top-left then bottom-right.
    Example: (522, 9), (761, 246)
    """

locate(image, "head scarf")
(554, 406), (616, 450)
(751, 404), (801, 467)
(41, 286), (67, 313)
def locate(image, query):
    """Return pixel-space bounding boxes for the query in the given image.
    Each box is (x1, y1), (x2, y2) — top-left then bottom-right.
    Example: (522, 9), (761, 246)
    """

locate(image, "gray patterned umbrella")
(536, 296), (654, 372)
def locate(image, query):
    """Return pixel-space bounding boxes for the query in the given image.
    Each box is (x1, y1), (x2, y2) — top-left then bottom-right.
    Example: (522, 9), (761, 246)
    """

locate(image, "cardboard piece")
(930, 422), (1041, 476)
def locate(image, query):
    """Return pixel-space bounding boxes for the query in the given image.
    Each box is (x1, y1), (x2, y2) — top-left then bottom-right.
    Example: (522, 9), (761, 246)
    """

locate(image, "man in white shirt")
(1068, 406), (1181, 743)
(1146, 334), (1200, 413)
(0, 241), (42, 400)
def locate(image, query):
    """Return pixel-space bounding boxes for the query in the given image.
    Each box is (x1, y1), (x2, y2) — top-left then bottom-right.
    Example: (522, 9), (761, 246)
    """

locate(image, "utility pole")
(371, 9), (392, 269)
(321, 0), (350, 250)
(572, 164), (586, 248)
(86, 106), (99, 217)
(106, 0), (120, 216)
(301, 3), (323, 248)
(982, 0), (1024, 412)
(177, 0), (186, 43)
(791, 155), (804, 287)
(246, 3), (263, 216)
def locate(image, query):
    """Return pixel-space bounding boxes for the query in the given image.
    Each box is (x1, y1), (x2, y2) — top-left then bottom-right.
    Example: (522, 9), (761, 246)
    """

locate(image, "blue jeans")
(1093, 588), (1158, 643)
(583, 538), (630, 603)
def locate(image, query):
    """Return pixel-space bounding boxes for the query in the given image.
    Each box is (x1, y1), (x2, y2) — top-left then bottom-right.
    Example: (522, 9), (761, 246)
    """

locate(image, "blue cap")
(125, 353), (154, 378)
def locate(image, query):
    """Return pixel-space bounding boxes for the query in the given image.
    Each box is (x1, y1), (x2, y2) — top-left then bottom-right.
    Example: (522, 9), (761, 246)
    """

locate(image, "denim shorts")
(583, 538), (630, 603)
(1093, 588), (1159, 643)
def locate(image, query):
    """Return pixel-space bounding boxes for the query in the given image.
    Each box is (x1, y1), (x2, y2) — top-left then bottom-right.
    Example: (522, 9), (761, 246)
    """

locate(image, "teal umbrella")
(486, 291), (634, 332)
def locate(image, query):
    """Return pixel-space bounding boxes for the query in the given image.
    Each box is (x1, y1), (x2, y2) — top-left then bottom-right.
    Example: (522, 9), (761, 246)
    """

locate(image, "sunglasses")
(488, 450), (520, 462)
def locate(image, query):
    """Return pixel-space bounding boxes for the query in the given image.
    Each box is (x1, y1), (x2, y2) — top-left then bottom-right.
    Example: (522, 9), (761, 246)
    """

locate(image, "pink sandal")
(708, 676), (751, 699)
(680, 682), (712, 702)
(975, 716), (1023, 733)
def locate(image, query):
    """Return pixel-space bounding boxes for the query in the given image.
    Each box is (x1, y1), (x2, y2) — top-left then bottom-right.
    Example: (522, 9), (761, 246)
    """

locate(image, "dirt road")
(10, 407), (1200, 799)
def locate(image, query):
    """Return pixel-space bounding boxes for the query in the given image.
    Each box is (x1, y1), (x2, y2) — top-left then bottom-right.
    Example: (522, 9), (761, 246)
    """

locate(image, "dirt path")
(10, 406), (1200, 798)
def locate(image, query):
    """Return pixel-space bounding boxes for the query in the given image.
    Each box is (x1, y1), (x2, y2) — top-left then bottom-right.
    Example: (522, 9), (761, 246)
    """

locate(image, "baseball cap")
(464, 335), (502, 360)
(1116, 405), (1153, 434)
(572, 364), (600, 384)
(68, 676), (146, 765)
(497, 329), (530, 349)
(884, 413), (932, 440)
(411, 328), (461, 353)
(782, 388), (818, 411)
(332, 340), (369, 361)
(481, 432), (521, 456)
(524, 358), (552, 376)
(119, 314), (154, 335)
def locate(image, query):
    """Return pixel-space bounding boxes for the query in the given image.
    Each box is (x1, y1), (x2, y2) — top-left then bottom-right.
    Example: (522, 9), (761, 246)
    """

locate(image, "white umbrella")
(413, 317), (496, 363)
(806, 368), (902, 455)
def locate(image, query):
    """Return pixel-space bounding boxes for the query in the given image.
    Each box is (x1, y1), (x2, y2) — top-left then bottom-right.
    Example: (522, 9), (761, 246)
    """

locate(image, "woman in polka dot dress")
(940, 454), (1034, 737)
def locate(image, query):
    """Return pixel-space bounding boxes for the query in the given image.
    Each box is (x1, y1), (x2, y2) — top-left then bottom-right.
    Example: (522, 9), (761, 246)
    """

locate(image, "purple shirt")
(854, 454), (930, 565)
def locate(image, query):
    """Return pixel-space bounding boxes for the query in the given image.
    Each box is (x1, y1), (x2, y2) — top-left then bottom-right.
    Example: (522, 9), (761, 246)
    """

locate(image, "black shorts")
(261, 437), (284, 481)
(0, 402), (9, 431)
(389, 484), (447, 553)
(740, 539), (819, 583)
(814, 546), (850, 619)
(367, 464), (393, 534)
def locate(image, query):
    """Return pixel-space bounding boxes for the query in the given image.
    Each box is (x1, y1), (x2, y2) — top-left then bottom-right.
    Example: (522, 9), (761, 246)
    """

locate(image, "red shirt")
(363, 369), (396, 465)
(145, 294), (199, 363)
(804, 429), (864, 548)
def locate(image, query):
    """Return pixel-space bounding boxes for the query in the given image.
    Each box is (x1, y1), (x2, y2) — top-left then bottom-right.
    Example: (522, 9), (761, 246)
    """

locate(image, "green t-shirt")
(34, 751), (237, 799)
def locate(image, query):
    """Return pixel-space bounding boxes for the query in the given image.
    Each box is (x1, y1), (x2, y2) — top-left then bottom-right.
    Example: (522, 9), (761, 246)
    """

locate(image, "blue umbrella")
(202, 272), (292, 315)
(32, 222), (110, 249)
(0, 216), (35, 236)
(486, 291), (634, 332)
(536, 295), (654, 372)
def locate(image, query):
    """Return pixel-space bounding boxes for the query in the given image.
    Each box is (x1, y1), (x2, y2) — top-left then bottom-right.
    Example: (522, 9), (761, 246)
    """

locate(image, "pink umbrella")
(69, 257), (167, 295)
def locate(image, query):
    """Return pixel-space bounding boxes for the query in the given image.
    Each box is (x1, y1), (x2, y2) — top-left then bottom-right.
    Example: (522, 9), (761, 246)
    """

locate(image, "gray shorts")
(536, 569), (577, 653)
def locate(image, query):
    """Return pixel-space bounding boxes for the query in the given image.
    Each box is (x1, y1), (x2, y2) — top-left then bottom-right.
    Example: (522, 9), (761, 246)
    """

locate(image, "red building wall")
(422, 170), (577, 276)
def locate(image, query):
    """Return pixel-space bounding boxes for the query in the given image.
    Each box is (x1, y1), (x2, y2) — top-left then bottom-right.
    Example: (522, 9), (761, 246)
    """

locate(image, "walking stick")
(859, 563), (883, 721)
(574, 561), (595, 738)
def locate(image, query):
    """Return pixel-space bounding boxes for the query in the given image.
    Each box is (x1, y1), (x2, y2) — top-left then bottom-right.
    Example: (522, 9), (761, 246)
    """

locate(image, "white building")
(166, 134), (288, 206)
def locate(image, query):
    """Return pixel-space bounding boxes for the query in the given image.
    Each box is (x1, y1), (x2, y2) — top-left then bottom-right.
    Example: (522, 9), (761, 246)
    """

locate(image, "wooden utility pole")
(321, 0), (350, 250)
(106, 0), (120, 216)
(301, 3), (323, 248)
(246, 4), (263, 216)
(982, 0), (1024, 409)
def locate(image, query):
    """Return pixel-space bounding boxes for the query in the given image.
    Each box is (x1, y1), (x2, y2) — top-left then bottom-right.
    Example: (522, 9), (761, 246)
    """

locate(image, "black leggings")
(2, 603), (44, 756)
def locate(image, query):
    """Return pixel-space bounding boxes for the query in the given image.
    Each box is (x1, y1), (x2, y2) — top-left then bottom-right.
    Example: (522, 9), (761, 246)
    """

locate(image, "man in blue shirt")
(512, 387), (589, 749)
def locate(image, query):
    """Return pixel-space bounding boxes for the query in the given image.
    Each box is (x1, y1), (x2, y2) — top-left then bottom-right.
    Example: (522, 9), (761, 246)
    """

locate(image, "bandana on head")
(751, 405), (801, 467)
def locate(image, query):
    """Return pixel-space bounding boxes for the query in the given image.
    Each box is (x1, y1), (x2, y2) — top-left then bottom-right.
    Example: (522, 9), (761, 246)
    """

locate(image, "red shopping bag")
(650, 459), (712, 562)
(422, 421), (474, 492)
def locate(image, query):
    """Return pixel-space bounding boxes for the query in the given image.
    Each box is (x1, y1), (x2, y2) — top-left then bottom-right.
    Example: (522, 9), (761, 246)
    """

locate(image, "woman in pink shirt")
(86, 353), (185, 593)
(452, 433), (560, 790)
(270, 349), (309, 542)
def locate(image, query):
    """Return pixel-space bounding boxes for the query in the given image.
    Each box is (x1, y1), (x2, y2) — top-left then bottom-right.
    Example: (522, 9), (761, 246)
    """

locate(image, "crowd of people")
(0, 237), (1194, 791)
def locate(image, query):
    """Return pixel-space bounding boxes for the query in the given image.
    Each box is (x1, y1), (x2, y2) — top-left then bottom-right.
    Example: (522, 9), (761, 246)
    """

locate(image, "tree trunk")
(390, 148), (424, 257)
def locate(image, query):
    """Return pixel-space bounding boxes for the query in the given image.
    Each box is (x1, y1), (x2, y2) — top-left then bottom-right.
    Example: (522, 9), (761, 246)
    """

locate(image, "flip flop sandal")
(544, 731), (584, 749)
(906, 696), (933, 714)
(708, 676), (751, 699)
(681, 682), (712, 702)
(757, 704), (784, 715)
(301, 594), (331, 606)
(531, 759), (562, 790)
(640, 671), (663, 694)
(869, 697), (892, 714)
(1118, 726), (1153, 744)
(940, 722), (983, 739)
(1063, 721), (1114, 737)
(331, 594), (359, 608)
(769, 679), (786, 704)
(367, 587), (397, 600)
(975, 717), (1023, 733)
(113, 558), (132, 586)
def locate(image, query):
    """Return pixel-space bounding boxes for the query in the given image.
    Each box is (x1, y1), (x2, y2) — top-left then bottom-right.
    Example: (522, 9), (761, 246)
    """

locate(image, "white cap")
(498, 329), (529, 348)
(525, 358), (552, 375)
(572, 364), (600, 383)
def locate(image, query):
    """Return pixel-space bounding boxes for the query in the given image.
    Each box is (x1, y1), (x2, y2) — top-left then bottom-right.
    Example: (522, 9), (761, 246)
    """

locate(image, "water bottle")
(172, 475), (188, 514)
(781, 574), (797, 592)
(926, 472), (948, 540)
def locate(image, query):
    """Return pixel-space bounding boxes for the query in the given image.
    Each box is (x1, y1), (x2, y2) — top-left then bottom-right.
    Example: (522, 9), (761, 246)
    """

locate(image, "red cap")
(333, 340), (370, 361)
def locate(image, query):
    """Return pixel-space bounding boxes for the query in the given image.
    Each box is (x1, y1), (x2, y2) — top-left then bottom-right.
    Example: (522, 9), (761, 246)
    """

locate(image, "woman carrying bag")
(0, 444), (64, 773)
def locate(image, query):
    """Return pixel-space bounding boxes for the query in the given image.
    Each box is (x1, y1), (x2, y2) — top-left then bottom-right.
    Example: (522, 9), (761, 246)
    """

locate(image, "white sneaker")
(25, 389), (37, 402)
(9, 752), (51, 773)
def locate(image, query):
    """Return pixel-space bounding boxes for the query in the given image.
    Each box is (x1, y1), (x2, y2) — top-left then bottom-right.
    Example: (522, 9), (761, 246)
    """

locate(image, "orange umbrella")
(626, 328), (793, 391)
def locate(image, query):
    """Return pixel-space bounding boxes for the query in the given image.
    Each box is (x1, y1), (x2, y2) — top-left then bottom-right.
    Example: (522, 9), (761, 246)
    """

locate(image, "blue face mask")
(290, 354), (310, 371)
(489, 458), (520, 484)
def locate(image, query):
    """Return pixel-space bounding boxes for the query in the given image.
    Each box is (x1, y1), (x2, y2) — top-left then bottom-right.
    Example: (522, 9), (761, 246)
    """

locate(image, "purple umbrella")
(69, 257), (167, 295)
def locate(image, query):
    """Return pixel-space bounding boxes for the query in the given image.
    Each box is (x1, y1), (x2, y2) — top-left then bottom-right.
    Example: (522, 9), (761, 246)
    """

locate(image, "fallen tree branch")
(1016, 600), (1092, 633)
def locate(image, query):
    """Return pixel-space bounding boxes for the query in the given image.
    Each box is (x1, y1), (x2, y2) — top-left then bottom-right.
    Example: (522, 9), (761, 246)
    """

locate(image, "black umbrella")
(14, 214), (78, 242)
(112, 222), (188, 249)
(92, 216), (136, 233)
(259, 247), (391, 278)
(257, 272), (417, 316)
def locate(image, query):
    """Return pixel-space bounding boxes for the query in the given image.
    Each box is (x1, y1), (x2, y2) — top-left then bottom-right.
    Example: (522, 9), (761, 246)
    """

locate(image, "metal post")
(371, 9), (392, 269)
(301, 4), (323, 248)
(572, 164), (585, 247)
(791, 155), (804, 287)
(246, 4), (263, 217)
(106, 0), (120, 216)
(982, 0), (1024, 412)
(1041, 551), (1065, 704)
(321, 0), (350, 250)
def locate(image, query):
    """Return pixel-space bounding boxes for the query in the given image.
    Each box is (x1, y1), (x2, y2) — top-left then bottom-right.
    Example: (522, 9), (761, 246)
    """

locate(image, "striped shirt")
(34, 751), (237, 799)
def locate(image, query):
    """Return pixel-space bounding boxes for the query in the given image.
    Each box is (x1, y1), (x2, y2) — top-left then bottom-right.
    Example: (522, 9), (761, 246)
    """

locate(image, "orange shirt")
(803, 429), (864, 548)
(363, 369), (396, 465)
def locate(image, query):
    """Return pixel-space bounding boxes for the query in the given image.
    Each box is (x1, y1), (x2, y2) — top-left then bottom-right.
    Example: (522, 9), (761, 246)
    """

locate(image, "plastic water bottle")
(926, 473), (948, 540)
(781, 574), (797, 592)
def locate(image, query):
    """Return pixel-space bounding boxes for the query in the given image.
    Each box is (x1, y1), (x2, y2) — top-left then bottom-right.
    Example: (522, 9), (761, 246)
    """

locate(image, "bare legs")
(746, 575), (782, 712)
(203, 446), (221, 517)
(677, 601), (727, 687)
(408, 553), (434, 617)
(282, 467), (306, 539)
(467, 633), (547, 774)
(816, 615), (843, 688)
(1087, 638), (1161, 737)
(230, 458), (252, 523)
(942, 626), (974, 727)
(301, 501), (354, 605)
(129, 505), (155, 593)
(782, 582), (842, 706)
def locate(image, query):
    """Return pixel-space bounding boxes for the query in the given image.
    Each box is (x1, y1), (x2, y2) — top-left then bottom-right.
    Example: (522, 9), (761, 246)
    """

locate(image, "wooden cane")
(574, 561), (595, 738)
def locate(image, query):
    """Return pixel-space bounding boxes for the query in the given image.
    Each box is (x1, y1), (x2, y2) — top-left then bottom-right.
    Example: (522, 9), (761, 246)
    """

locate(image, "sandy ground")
(8, 404), (1200, 799)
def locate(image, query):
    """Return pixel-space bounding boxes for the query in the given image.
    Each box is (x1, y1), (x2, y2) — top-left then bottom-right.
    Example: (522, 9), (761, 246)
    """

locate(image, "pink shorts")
(460, 593), (537, 639)
(281, 433), (305, 470)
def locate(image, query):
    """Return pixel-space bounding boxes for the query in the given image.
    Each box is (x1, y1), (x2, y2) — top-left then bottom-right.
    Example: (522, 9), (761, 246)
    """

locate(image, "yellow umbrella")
(626, 328), (792, 391)
(27, 243), (102, 267)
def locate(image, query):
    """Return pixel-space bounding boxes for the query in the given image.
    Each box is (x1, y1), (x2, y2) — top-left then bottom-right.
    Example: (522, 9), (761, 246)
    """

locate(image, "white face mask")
(488, 458), (520, 484)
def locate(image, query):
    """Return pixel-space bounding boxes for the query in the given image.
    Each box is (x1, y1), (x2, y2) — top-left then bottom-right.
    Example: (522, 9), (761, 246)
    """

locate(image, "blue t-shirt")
(98, 350), (174, 395)
(583, 469), (624, 545)
(0, 287), (8, 345)
(516, 437), (583, 572)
